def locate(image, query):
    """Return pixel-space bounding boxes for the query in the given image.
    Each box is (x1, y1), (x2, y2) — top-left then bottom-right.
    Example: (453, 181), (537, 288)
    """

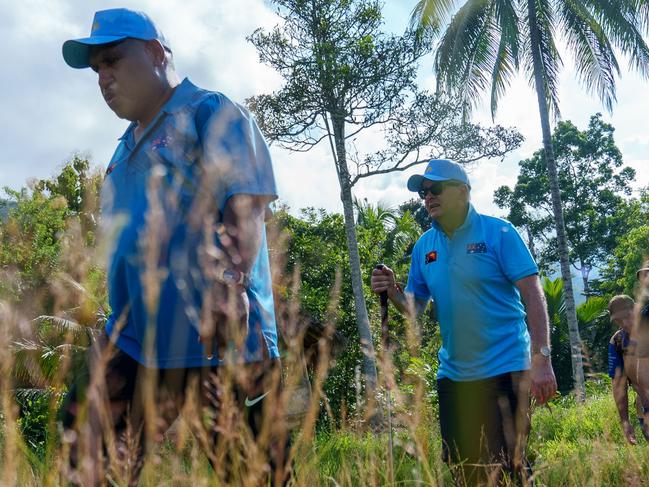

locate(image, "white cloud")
(0, 0), (647, 219)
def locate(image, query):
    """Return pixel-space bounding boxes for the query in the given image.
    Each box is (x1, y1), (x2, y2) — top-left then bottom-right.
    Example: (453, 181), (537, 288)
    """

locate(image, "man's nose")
(97, 68), (112, 90)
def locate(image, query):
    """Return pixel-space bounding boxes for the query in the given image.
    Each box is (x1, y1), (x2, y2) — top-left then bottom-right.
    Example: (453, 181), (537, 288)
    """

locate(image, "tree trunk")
(526, 226), (537, 263)
(527, 1), (585, 401)
(331, 117), (379, 402)
(580, 262), (591, 296)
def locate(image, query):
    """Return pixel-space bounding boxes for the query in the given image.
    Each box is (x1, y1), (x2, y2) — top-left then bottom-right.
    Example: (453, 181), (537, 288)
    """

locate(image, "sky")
(1, 0), (648, 221)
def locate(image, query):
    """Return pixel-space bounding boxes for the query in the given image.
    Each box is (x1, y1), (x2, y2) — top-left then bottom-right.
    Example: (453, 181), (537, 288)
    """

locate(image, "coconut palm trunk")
(527, 0), (585, 401)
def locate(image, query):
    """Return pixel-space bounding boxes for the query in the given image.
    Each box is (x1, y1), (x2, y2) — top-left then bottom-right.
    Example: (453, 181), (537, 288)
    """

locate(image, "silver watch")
(535, 345), (551, 358)
(217, 268), (250, 288)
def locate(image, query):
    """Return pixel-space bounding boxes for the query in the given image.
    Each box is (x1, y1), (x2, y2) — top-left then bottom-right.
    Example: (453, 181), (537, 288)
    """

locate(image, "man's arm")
(612, 369), (637, 444)
(370, 265), (428, 319)
(515, 274), (557, 405)
(199, 194), (268, 358)
(221, 194), (267, 273)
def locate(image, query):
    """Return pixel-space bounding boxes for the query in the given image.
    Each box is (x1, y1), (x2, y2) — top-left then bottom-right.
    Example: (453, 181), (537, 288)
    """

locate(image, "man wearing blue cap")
(371, 159), (556, 485)
(60, 8), (288, 486)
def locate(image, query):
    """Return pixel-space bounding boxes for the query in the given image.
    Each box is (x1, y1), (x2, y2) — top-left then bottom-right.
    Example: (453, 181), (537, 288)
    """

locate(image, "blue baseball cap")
(62, 8), (171, 69)
(407, 159), (471, 192)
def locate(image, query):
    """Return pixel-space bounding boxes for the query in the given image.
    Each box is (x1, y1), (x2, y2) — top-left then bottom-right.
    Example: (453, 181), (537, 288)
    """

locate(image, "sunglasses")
(418, 181), (462, 199)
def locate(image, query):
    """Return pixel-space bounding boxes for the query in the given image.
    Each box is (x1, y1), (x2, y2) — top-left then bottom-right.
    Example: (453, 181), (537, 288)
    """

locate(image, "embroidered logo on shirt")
(425, 250), (438, 264)
(105, 161), (118, 176)
(467, 242), (488, 254)
(151, 135), (171, 150)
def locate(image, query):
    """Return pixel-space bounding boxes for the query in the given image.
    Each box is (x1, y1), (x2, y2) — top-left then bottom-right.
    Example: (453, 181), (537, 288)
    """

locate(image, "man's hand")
(622, 420), (638, 445)
(199, 281), (249, 360)
(530, 354), (557, 405)
(371, 265), (398, 299)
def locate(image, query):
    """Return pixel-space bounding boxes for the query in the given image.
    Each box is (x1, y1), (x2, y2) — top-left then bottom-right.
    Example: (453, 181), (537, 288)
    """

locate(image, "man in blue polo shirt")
(371, 159), (556, 485)
(59, 8), (288, 486)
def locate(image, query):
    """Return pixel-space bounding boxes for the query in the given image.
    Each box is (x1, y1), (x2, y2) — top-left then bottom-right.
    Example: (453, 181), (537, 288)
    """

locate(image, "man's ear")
(144, 39), (167, 67)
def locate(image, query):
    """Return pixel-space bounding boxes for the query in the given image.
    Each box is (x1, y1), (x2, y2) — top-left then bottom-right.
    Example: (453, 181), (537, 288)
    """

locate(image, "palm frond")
(581, 0), (649, 79)
(32, 314), (101, 343)
(490, 0), (521, 117)
(33, 315), (84, 333)
(15, 388), (57, 405)
(522, 0), (563, 118)
(542, 276), (566, 321)
(435, 0), (500, 112)
(410, 0), (463, 31)
(559, 0), (619, 112)
(576, 296), (608, 325)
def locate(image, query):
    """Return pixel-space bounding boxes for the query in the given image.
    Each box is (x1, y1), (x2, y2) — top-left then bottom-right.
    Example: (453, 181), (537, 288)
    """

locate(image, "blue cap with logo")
(62, 8), (170, 69)
(407, 159), (471, 192)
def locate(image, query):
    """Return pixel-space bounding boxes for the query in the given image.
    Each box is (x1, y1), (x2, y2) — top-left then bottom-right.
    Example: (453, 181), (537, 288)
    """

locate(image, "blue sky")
(1, 0), (647, 221)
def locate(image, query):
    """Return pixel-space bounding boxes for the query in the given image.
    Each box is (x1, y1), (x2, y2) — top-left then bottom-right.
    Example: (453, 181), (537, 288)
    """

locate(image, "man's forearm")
(517, 276), (551, 352)
(221, 194), (266, 273)
(388, 287), (427, 318)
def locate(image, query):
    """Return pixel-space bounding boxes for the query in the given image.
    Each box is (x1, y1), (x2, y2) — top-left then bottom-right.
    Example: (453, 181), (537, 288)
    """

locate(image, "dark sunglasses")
(418, 181), (462, 199)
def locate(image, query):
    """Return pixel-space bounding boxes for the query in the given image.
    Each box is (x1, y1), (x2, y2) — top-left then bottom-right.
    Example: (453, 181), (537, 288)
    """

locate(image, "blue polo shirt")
(405, 205), (538, 381)
(100, 78), (279, 368)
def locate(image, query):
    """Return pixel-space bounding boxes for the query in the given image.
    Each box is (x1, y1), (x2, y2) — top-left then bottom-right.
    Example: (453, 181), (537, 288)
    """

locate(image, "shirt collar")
(117, 77), (198, 142)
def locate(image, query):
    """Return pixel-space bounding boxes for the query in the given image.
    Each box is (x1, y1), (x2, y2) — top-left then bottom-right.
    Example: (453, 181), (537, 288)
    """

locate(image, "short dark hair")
(608, 294), (634, 314)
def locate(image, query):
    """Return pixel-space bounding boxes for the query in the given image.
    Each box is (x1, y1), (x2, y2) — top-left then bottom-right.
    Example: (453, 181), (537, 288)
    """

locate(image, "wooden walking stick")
(375, 263), (394, 487)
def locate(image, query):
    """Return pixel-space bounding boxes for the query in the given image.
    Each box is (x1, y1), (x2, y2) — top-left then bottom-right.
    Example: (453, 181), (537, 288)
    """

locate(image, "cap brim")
(407, 173), (452, 192)
(637, 267), (649, 278)
(62, 36), (128, 68)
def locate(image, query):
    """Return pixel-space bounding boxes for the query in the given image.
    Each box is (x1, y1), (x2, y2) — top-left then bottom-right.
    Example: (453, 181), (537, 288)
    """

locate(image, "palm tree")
(412, 0), (649, 400)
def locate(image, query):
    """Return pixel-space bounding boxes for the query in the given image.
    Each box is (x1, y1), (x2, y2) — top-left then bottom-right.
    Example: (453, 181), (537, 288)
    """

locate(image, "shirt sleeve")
(404, 239), (432, 301)
(608, 339), (623, 378)
(198, 95), (278, 214)
(498, 222), (539, 283)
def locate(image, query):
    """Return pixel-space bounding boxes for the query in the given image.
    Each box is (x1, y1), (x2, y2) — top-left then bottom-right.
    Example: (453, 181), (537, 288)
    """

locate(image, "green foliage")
(291, 386), (649, 486)
(0, 187), (69, 296)
(16, 389), (62, 459)
(274, 208), (361, 426)
(494, 114), (636, 277)
(273, 202), (439, 427)
(599, 223), (649, 296)
(542, 277), (611, 392)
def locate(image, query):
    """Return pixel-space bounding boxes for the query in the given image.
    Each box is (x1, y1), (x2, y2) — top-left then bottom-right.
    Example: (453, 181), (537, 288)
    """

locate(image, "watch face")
(223, 269), (239, 284)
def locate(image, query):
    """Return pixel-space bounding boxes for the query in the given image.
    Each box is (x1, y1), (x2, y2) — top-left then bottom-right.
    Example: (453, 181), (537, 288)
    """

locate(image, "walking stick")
(375, 264), (394, 487)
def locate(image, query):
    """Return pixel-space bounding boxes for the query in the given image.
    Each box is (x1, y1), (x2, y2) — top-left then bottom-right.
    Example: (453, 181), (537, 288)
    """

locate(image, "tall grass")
(1, 170), (649, 486)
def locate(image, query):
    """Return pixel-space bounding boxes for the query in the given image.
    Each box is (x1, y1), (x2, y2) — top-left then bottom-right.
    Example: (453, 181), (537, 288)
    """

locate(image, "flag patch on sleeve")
(425, 250), (438, 264)
(467, 242), (487, 254)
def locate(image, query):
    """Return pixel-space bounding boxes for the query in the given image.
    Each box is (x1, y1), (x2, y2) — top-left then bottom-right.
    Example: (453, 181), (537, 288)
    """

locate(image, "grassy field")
(3, 382), (649, 486)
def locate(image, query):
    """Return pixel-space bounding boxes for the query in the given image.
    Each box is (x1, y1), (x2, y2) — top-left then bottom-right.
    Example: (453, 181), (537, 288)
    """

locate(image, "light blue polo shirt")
(405, 205), (538, 381)
(100, 78), (279, 368)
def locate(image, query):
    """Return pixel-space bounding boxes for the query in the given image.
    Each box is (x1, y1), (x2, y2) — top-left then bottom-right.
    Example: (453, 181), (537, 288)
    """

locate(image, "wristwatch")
(216, 268), (251, 288)
(534, 345), (552, 358)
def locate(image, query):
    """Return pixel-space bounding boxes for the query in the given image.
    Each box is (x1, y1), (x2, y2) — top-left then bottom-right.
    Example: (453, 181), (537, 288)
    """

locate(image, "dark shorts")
(59, 334), (289, 486)
(437, 371), (531, 485)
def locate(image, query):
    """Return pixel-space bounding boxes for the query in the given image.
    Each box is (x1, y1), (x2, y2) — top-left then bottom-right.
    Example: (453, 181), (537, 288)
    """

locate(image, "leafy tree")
(398, 198), (431, 233)
(599, 224), (649, 296)
(595, 188), (649, 295)
(494, 114), (636, 292)
(271, 202), (438, 426)
(248, 0), (521, 398)
(412, 0), (649, 400)
(0, 187), (69, 298)
(0, 158), (106, 454)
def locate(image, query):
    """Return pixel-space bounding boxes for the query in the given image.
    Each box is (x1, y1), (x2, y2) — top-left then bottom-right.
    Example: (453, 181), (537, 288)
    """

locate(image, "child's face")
(611, 305), (634, 332)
